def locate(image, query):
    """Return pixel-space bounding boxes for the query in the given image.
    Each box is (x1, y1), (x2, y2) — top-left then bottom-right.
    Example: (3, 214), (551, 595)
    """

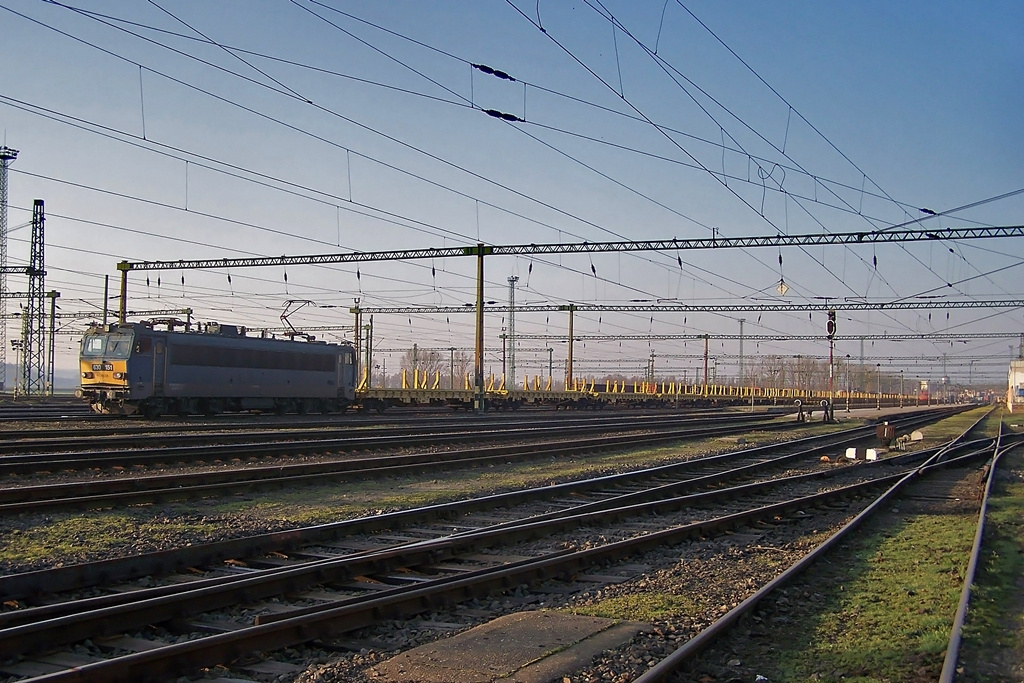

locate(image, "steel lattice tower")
(20, 199), (45, 396)
(0, 146), (17, 392)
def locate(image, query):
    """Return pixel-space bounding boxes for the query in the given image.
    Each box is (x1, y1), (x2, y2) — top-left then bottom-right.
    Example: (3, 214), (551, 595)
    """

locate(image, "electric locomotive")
(77, 321), (357, 416)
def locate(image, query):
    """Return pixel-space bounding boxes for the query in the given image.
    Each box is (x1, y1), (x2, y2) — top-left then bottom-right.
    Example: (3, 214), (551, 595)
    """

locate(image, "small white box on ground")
(845, 447), (858, 460)
(865, 449), (878, 461)
(911, 430), (925, 441)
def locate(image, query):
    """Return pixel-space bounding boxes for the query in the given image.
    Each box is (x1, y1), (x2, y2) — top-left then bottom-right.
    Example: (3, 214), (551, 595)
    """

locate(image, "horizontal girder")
(117, 225), (1024, 271)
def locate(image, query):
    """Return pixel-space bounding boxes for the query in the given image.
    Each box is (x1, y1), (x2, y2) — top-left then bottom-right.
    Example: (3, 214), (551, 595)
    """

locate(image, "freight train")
(77, 322), (357, 416)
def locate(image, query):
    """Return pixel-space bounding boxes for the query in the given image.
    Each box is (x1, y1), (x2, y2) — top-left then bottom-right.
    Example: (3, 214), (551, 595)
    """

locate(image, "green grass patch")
(959, 449), (1024, 678)
(912, 406), (993, 445)
(564, 592), (696, 621)
(753, 511), (975, 682)
(1002, 412), (1024, 435)
(0, 513), (218, 567)
(0, 420), (879, 571)
(192, 426), (842, 524)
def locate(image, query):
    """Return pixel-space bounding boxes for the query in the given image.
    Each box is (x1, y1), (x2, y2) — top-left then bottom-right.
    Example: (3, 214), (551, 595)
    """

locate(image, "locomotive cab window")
(82, 332), (134, 359)
(134, 337), (153, 354)
(105, 333), (134, 359)
(82, 335), (106, 357)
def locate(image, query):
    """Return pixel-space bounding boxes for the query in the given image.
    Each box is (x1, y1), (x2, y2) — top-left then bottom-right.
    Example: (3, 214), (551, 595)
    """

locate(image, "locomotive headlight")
(113, 372), (126, 379)
(82, 371), (95, 379)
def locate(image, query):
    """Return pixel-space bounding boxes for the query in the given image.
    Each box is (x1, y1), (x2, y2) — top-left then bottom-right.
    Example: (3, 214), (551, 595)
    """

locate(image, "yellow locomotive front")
(77, 325), (136, 413)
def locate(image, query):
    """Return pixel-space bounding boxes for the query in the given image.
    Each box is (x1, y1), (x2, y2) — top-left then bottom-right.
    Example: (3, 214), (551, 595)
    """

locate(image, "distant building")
(1009, 360), (1024, 413)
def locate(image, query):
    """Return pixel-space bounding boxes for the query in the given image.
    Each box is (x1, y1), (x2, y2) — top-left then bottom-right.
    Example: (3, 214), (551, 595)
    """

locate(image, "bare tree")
(399, 346), (472, 388)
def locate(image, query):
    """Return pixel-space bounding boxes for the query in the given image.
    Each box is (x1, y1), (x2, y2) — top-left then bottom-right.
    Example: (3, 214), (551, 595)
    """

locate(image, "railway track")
(0, 405), (772, 440)
(0, 410), (776, 460)
(628, 409), (1012, 683)
(0, 401), (96, 422)
(0, 406), (984, 681)
(0, 414), (812, 513)
(0, 408), (963, 515)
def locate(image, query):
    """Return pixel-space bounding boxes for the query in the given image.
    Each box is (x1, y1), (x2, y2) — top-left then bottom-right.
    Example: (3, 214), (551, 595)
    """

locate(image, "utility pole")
(737, 318), (745, 386)
(0, 145), (17, 392)
(47, 293), (57, 395)
(827, 310), (836, 415)
(942, 352), (948, 404)
(845, 354), (851, 412)
(102, 274), (109, 327)
(364, 316), (373, 388)
(876, 363), (881, 410)
(507, 275), (518, 390)
(566, 304), (575, 389)
(474, 245), (486, 412)
(702, 334), (709, 396)
(351, 299), (361, 384)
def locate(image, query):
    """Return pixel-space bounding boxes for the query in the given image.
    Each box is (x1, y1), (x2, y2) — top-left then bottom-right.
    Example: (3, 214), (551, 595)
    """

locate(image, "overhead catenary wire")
(2, 1), (1015, 378)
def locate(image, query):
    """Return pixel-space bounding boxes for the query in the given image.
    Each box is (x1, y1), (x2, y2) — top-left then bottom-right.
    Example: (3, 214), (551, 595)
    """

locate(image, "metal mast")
(0, 146), (17, 392)
(507, 275), (518, 389)
(20, 199), (45, 396)
(737, 318), (745, 385)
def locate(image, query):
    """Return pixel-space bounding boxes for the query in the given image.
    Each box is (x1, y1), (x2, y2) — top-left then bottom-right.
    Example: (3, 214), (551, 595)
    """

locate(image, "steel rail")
(7, 423), (971, 633)
(0, 411), (766, 462)
(0, 418), (982, 646)
(0, 417), (886, 602)
(258, 439), (1001, 628)
(6, 435), (980, 656)
(0, 416), (800, 511)
(0, 407), (966, 601)
(3, 406), (967, 514)
(938, 419), (1019, 682)
(632, 406), (1000, 682)
(6, 445), (995, 683)
(0, 408), (733, 446)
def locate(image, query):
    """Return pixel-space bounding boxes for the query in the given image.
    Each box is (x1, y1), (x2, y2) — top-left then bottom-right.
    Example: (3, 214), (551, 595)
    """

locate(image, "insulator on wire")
(472, 63), (515, 81)
(484, 109), (523, 122)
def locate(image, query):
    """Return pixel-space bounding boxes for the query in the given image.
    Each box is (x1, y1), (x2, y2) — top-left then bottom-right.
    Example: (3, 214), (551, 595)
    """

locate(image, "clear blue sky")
(1, 0), (1021, 386)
